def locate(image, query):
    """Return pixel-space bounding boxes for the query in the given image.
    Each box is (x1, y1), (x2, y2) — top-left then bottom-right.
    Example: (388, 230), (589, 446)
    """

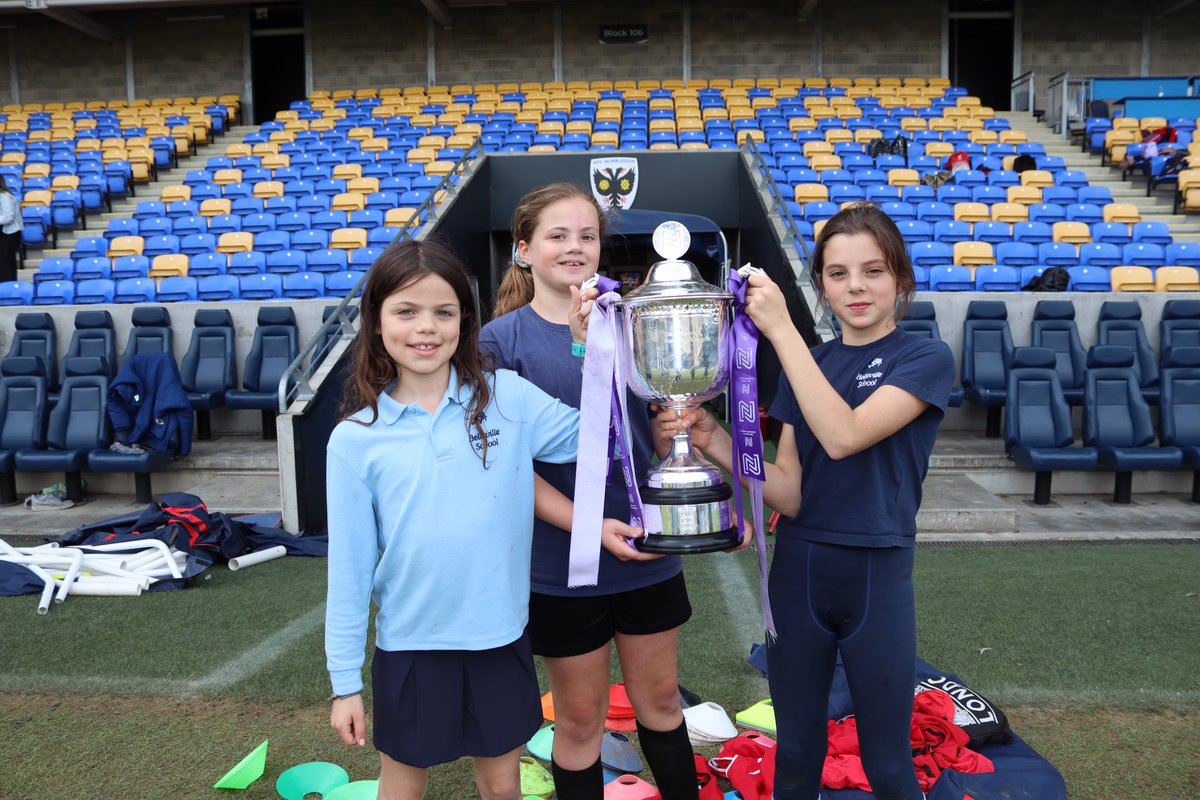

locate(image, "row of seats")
(895, 220), (1175, 247)
(793, 197), (1151, 227)
(0, 307), (304, 501)
(907, 240), (1198, 267)
(101, 210), (413, 237)
(2, 271), (364, 305)
(88, 228), (389, 256)
(39, 247), (383, 280)
(917, 264), (1199, 293)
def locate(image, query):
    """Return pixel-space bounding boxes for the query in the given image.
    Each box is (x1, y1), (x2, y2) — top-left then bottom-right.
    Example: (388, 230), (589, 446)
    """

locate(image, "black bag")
(1022, 266), (1070, 292)
(1013, 153), (1038, 173)
(868, 134), (909, 162)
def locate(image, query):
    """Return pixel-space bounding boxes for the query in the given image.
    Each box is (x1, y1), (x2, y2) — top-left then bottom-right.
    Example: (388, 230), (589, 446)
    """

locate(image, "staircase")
(997, 110), (1200, 244)
(19, 123), (260, 278)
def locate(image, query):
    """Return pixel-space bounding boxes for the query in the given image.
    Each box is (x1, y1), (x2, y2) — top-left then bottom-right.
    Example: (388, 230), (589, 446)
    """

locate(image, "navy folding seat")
(3, 312), (57, 391)
(961, 300), (1014, 437)
(1158, 346), (1200, 502)
(14, 357), (111, 502)
(119, 306), (174, 369)
(179, 308), (236, 441)
(0, 356), (48, 504)
(225, 307), (299, 440)
(1004, 346), (1097, 504)
(1159, 299), (1200, 364)
(197, 274), (239, 302)
(1083, 345), (1182, 503)
(1030, 300), (1086, 405)
(1097, 300), (1159, 403)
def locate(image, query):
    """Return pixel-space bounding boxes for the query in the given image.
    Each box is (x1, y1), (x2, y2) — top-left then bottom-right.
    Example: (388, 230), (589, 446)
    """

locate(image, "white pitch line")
(713, 553), (765, 661)
(0, 602), (325, 697)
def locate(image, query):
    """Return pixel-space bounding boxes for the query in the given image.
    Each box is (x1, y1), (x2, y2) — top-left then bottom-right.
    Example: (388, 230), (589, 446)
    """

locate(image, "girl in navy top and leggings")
(662, 203), (955, 800)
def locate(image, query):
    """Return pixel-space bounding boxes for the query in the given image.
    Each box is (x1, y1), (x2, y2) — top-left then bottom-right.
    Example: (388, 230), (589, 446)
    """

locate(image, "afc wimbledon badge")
(590, 157), (639, 209)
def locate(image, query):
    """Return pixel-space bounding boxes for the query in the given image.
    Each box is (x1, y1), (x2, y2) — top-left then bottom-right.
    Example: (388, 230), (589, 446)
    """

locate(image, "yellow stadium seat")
(1110, 266), (1156, 291)
(107, 236), (144, 258)
(1103, 203), (1142, 223)
(954, 203), (991, 223)
(1007, 185), (1042, 206)
(1053, 221), (1092, 244)
(386, 207), (417, 227)
(330, 228), (368, 251)
(794, 183), (830, 204)
(923, 142), (953, 161)
(216, 232), (253, 254)
(990, 203), (1028, 223)
(212, 168), (242, 186)
(802, 141), (834, 157)
(253, 181), (284, 199)
(1155, 266), (1200, 291)
(159, 184), (191, 203)
(809, 154), (842, 173)
(332, 163), (363, 181)
(953, 241), (995, 266)
(200, 198), (231, 218)
(149, 254), (188, 280)
(1020, 170), (1055, 188)
(887, 169), (920, 187)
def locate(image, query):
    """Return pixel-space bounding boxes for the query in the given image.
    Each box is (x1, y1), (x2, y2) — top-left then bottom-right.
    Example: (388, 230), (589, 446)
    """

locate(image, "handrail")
(276, 137), (487, 413)
(1010, 70), (1035, 116)
(739, 136), (812, 291)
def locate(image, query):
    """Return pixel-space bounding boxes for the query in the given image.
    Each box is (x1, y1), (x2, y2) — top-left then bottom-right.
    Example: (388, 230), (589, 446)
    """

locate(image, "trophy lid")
(618, 221), (731, 303)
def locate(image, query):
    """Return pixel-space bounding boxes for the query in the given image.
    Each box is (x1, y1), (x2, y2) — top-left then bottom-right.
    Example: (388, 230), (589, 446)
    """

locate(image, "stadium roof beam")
(40, 6), (118, 43)
(419, 0), (452, 28)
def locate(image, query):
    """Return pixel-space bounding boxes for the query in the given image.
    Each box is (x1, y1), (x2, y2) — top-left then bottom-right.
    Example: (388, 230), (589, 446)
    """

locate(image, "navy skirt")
(371, 632), (543, 768)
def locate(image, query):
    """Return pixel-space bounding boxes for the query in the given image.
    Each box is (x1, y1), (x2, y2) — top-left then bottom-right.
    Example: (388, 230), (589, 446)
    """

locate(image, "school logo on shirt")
(857, 357), (884, 388)
(590, 157), (639, 208)
(469, 411), (500, 453)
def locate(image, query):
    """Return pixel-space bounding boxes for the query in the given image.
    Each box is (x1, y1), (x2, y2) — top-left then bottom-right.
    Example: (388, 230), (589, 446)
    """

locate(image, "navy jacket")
(108, 353), (194, 456)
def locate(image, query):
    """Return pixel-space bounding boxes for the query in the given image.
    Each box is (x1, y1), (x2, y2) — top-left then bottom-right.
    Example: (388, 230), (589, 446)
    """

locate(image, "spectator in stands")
(0, 175), (22, 282)
(325, 239), (582, 800)
(482, 182), (705, 800)
(661, 204), (955, 800)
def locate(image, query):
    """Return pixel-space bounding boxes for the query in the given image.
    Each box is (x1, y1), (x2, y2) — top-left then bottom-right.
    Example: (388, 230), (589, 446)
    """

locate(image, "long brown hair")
(493, 182), (608, 318)
(340, 239), (496, 463)
(809, 202), (916, 322)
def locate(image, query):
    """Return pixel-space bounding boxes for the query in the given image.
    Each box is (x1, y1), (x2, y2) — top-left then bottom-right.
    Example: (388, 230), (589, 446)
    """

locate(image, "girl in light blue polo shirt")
(325, 239), (582, 800)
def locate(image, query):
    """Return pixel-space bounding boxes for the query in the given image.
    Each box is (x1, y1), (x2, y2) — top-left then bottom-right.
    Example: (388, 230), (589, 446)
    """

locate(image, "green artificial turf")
(0, 542), (1197, 799)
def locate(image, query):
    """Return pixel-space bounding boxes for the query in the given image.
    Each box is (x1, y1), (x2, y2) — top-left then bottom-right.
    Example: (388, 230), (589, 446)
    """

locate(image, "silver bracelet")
(330, 691), (361, 701)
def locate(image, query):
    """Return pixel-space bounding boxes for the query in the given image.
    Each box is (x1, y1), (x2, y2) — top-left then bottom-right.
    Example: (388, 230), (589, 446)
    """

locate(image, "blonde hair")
(493, 182), (607, 318)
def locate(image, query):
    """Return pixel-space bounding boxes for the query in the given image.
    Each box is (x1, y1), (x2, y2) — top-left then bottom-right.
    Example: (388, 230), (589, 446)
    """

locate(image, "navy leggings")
(767, 538), (922, 800)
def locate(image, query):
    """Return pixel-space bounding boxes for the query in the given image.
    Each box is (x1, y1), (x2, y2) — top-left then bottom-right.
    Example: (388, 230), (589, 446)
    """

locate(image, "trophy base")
(639, 525), (742, 555)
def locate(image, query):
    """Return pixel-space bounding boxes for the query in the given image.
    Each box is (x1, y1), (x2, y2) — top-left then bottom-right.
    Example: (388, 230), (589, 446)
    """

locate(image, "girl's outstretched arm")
(742, 273), (930, 459)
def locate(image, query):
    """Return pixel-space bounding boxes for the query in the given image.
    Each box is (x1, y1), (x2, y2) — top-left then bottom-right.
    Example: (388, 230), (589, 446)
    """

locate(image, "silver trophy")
(616, 221), (739, 554)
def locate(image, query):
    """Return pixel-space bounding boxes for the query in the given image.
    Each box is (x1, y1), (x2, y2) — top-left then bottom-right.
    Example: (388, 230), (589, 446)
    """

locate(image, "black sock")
(550, 756), (603, 800)
(636, 718), (699, 800)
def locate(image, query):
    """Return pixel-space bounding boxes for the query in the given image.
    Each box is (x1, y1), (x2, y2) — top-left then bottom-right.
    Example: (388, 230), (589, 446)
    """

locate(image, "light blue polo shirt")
(324, 367), (580, 695)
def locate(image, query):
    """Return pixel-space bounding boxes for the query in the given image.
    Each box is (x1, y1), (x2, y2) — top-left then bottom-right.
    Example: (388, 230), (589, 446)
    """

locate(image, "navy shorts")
(528, 571), (692, 658)
(371, 632), (543, 768)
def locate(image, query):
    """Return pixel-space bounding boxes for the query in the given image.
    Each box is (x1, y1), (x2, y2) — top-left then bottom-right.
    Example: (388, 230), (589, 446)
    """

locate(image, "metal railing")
(740, 136), (812, 289)
(1046, 72), (1091, 138)
(276, 137), (487, 413)
(1010, 70), (1035, 116)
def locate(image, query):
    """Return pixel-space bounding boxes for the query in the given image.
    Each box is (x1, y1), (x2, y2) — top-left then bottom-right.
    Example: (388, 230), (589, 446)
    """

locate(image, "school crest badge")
(590, 157), (639, 209)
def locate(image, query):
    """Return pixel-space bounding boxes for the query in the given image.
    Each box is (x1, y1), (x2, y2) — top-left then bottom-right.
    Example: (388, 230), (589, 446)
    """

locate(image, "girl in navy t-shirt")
(663, 203), (955, 800)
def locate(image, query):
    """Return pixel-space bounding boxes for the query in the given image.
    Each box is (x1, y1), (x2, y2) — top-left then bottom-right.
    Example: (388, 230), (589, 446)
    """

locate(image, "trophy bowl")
(614, 222), (740, 554)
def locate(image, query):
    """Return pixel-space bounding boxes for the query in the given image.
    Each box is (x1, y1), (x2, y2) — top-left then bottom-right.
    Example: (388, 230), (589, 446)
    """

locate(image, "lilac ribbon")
(727, 269), (776, 639)
(570, 276), (645, 588)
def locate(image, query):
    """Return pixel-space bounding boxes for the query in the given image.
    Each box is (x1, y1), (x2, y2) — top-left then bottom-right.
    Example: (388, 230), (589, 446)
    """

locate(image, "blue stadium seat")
(996, 242), (1037, 267)
(114, 277), (157, 304)
(1037, 242), (1079, 267)
(974, 264), (1020, 291)
(197, 274), (240, 302)
(1078, 243), (1122, 268)
(179, 308), (236, 440)
(1030, 300), (1086, 405)
(307, 248), (350, 274)
(291, 229), (329, 252)
(188, 252), (228, 278)
(14, 356), (111, 501)
(961, 300), (1014, 437)
(74, 278), (115, 305)
(895, 220), (933, 243)
(927, 264), (974, 291)
(1158, 346), (1200, 502)
(1063, 203), (1103, 224)
(225, 306), (299, 440)
(972, 221), (1011, 245)
(349, 247), (382, 271)
(1121, 242), (1165, 267)
(0, 356), (48, 503)
(932, 220), (971, 244)
(1027, 203), (1065, 224)
(0, 281), (33, 306)
(1083, 345), (1182, 503)
(35, 257), (75, 284)
(110, 255), (150, 281)
(910, 241), (953, 268)
(1165, 242), (1200, 267)
(283, 272), (325, 299)
(32, 280), (74, 306)
(325, 270), (365, 298)
(1066, 266), (1110, 291)
(156, 276), (199, 303)
(1131, 221), (1172, 246)
(239, 273), (284, 301)
(915, 201), (953, 223)
(1004, 346), (1097, 504)
(1012, 221), (1052, 245)
(73, 257), (112, 282)
(1097, 300), (1159, 403)
(1090, 222), (1131, 245)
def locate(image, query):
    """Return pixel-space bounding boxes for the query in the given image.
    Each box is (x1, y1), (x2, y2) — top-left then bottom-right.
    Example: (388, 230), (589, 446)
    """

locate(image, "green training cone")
(324, 779), (381, 800)
(213, 739), (268, 790)
(275, 761), (350, 800)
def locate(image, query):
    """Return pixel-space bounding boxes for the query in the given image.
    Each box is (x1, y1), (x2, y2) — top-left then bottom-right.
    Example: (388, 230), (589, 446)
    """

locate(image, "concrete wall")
(308, 0), (427, 91)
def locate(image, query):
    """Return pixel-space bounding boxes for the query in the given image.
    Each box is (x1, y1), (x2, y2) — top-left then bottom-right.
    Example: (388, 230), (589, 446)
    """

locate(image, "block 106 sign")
(599, 24), (649, 44)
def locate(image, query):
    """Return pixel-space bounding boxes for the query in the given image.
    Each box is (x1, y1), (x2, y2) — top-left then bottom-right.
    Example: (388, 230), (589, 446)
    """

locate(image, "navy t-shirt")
(769, 327), (955, 548)
(481, 304), (682, 596)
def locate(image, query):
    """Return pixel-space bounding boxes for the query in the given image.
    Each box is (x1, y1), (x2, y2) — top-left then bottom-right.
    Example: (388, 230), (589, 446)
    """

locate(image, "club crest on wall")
(590, 157), (639, 209)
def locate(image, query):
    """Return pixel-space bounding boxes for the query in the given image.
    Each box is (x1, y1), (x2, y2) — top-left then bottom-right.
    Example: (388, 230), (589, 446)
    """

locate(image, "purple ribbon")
(727, 269), (776, 639)
(570, 276), (645, 588)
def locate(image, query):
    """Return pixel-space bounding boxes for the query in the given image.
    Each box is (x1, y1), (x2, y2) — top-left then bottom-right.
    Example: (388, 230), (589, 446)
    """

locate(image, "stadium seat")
(1084, 345), (1182, 503)
(1030, 300), (1087, 405)
(973, 264), (1020, 291)
(1122, 242), (1165, 267)
(61, 309), (116, 382)
(1110, 266), (1156, 292)
(325, 270), (365, 298)
(197, 274), (240, 302)
(1158, 346), (1200, 502)
(156, 276), (199, 303)
(189, 252), (228, 278)
(3, 312), (57, 391)
(1037, 242), (1079, 267)
(1004, 346), (1097, 504)
(179, 308), (236, 440)
(119, 306), (173, 368)
(1159, 300), (1200, 363)
(1165, 242), (1200, 268)
(927, 264), (973, 291)
(1097, 300), (1159, 402)
(961, 300), (1014, 437)
(1066, 265), (1110, 291)
(14, 356), (111, 502)
(1078, 243), (1122, 268)
(0, 356), (48, 504)
(225, 306), (299, 440)
(0, 281), (33, 306)
(953, 241), (995, 266)
(283, 272), (325, 299)
(995, 242), (1037, 267)
(239, 273), (284, 301)
(1012, 222), (1052, 245)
